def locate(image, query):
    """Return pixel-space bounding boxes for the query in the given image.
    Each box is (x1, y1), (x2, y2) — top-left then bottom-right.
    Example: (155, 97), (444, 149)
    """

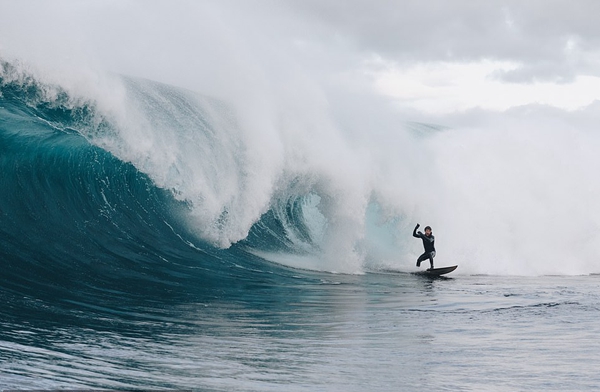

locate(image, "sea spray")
(3, 55), (600, 275)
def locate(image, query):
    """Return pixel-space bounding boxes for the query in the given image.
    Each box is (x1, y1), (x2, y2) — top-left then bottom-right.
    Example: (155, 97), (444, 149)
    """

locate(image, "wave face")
(0, 58), (369, 295)
(1, 58), (600, 283)
(0, 64), (226, 301)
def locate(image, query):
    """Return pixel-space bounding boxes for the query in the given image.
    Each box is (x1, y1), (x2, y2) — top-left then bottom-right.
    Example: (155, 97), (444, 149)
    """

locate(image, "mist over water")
(1, 1), (599, 276)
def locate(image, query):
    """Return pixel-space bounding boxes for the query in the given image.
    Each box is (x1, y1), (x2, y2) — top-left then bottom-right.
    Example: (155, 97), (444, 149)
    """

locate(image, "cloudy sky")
(288, 0), (600, 115)
(2, 0), (600, 120)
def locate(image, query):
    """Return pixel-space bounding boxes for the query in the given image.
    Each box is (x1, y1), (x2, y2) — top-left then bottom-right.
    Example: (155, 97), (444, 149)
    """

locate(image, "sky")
(2, 0), (600, 121)
(290, 0), (600, 117)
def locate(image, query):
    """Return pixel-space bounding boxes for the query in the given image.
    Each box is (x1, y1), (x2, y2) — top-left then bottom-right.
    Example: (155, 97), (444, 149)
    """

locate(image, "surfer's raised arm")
(412, 223), (420, 238)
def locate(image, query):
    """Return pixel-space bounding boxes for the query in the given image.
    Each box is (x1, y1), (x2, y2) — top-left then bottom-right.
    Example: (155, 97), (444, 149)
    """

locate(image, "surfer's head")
(424, 226), (432, 235)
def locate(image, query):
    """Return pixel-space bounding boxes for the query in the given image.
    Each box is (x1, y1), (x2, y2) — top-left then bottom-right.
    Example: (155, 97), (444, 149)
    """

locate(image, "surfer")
(413, 223), (435, 270)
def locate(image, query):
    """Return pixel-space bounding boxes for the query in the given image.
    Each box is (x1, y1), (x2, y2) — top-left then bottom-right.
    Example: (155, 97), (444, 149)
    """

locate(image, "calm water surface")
(1, 272), (599, 391)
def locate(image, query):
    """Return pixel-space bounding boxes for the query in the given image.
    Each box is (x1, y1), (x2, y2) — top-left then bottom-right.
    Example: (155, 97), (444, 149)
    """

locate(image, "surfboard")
(413, 265), (458, 276)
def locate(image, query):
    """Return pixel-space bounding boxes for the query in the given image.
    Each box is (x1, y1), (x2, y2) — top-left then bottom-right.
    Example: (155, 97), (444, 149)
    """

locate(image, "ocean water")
(1, 59), (600, 391)
(2, 272), (599, 391)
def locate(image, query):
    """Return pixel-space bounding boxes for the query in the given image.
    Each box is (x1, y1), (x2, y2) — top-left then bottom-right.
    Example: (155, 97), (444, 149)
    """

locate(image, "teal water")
(2, 272), (599, 391)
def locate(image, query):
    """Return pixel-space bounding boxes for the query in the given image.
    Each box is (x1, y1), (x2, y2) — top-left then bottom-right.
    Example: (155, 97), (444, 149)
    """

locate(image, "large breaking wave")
(1, 58), (599, 282)
(0, 58), (375, 288)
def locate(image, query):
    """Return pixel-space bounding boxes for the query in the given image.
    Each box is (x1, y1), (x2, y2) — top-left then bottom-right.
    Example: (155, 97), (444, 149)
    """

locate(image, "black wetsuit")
(413, 225), (435, 269)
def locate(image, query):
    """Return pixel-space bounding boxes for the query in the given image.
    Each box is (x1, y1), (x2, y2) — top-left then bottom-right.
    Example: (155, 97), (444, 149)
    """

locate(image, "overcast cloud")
(2, 0), (600, 118)
(288, 0), (600, 81)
